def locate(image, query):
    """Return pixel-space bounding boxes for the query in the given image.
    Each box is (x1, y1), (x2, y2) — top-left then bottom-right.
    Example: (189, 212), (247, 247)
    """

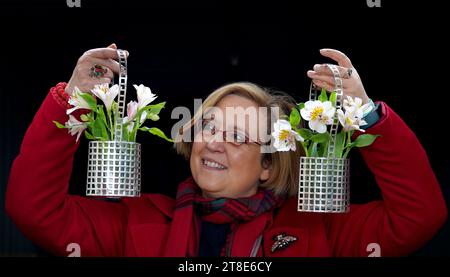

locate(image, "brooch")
(271, 233), (298, 253)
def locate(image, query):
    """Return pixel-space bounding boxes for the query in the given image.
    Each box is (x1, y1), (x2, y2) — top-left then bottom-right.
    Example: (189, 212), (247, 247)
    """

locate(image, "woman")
(5, 44), (447, 256)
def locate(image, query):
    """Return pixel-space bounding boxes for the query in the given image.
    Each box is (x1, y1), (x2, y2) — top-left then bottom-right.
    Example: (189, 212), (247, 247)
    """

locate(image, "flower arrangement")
(53, 83), (173, 143)
(272, 89), (379, 157)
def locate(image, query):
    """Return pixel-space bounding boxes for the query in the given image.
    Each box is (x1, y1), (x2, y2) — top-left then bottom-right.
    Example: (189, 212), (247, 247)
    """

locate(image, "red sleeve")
(324, 102), (447, 257)
(5, 86), (128, 256)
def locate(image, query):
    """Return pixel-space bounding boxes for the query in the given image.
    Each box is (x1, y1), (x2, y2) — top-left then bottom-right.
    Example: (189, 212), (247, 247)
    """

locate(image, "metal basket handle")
(308, 64), (344, 158)
(114, 49), (128, 142)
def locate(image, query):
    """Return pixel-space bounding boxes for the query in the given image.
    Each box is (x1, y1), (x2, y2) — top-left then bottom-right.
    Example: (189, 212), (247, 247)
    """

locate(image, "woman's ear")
(260, 156), (271, 181)
(260, 168), (270, 181)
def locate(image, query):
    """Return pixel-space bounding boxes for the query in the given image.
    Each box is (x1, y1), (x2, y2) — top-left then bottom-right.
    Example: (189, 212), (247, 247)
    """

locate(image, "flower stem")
(342, 131), (354, 159)
(130, 110), (143, 142)
(107, 109), (114, 140)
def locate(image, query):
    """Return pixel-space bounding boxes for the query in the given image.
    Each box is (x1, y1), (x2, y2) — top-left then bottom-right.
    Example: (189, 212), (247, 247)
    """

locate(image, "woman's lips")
(201, 158), (227, 170)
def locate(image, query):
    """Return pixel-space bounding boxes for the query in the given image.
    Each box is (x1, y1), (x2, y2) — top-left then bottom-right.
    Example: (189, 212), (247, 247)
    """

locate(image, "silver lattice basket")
(298, 157), (350, 213)
(86, 141), (141, 197)
(297, 64), (350, 213)
(86, 49), (141, 198)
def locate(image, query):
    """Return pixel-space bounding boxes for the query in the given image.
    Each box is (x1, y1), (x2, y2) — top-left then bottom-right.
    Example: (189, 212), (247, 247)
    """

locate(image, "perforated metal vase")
(297, 63), (351, 213)
(297, 156), (350, 213)
(86, 141), (141, 197)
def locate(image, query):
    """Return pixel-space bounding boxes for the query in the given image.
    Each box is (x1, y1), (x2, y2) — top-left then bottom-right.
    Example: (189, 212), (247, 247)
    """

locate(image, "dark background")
(1, 0), (449, 256)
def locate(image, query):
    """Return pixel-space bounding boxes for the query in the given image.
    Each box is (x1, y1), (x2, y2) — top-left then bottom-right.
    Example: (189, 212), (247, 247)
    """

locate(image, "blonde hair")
(174, 82), (303, 196)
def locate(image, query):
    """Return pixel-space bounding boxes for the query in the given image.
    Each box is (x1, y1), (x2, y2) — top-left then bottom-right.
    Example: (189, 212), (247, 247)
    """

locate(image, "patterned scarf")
(175, 176), (285, 256)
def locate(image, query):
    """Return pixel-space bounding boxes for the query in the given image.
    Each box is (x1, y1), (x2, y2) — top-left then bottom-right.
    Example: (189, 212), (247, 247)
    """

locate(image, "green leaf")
(53, 121), (65, 129)
(144, 102), (166, 115)
(319, 88), (328, 102)
(298, 102), (305, 110)
(289, 107), (301, 128)
(308, 142), (318, 157)
(111, 102), (119, 127)
(140, 127), (174, 143)
(353, 134), (381, 148)
(91, 107), (109, 140)
(78, 92), (97, 110)
(297, 128), (313, 140)
(84, 131), (95, 140)
(97, 105), (108, 126)
(317, 142), (327, 157)
(334, 131), (345, 158)
(147, 113), (160, 121)
(122, 124), (131, 142)
(330, 91), (337, 107)
(310, 132), (331, 143)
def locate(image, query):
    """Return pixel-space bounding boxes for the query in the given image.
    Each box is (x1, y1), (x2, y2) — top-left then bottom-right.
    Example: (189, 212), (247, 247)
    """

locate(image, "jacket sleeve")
(5, 89), (128, 256)
(324, 102), (447, 257)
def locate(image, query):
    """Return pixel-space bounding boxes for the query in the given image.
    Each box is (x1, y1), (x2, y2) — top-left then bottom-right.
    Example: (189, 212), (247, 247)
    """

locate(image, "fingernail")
(307, 70), (315, 76)
(125, 50), (129, 56)
(313, 64), (321, 71)
(320, 49), (328, 53)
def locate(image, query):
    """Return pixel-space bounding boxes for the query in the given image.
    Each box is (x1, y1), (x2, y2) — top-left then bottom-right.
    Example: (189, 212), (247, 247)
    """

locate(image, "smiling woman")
(191, 94), (271, 198)
(5, 46), (447, 257)
(176, 82), (302, 199)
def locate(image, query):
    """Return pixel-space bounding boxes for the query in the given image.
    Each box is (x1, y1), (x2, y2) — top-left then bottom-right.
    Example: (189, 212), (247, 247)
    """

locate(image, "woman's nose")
(205, 133), (226, 152)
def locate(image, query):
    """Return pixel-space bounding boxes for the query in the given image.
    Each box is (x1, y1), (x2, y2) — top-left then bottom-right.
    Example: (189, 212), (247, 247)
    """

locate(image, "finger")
(101, 67), (114, 79)
(311, 78), (353, 92)
(319, 48), (353, 68)
(88, 57), (120, 74)
(106, 44), (129, 57)
(307, 71), (354, 86)
(90, 77), (112, 86)
(312, 79), (336, 93)
(85, 47), (120, 60)
(99, 77), (112, 84)
(311, 64), (353, 79)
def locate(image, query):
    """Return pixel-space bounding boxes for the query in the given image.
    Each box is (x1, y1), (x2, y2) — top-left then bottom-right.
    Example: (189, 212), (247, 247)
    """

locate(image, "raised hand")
(306, 48), (369, 104)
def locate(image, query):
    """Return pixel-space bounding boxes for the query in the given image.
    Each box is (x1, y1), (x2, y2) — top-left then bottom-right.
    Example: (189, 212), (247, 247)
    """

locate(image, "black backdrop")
(1, 0), (449, 256)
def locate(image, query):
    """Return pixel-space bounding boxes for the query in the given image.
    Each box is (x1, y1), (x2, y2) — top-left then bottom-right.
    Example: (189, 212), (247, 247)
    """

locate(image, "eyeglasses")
(197, 119), (262, 147)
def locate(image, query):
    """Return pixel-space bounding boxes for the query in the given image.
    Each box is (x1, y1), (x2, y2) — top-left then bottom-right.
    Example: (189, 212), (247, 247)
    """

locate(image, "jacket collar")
(143, 193), (175, 218)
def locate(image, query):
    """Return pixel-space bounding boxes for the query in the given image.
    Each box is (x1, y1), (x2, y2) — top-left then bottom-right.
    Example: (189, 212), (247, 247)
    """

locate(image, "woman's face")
(190, 94), (270, 199)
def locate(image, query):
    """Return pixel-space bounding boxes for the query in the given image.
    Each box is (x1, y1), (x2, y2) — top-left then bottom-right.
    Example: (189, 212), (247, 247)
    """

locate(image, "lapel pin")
(271, 233), (298, 253)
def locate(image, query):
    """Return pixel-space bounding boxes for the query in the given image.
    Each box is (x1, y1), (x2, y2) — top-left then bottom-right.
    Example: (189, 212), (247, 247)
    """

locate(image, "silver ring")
(343, 68), (353, 79)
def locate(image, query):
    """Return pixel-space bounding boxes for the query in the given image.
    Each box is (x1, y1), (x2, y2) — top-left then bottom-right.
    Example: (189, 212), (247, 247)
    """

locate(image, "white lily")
(65, 115), (88, 142)
(337, 109), (367, 132)
(123, 101), (147, 124)
(124, 101), (138, 122)
(134, 84), (157, 110)
(343, 96), (372, 119)
(140, 111), (148, 124)
(66, 87), (94, 115)
(300, 100), (335, 133)
(91, 83), (120, 111)
(271, 119), (303, 151)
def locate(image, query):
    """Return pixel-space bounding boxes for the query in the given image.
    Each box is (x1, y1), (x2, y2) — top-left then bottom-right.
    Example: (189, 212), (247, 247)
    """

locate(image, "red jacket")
(5, 91), (447, 257)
